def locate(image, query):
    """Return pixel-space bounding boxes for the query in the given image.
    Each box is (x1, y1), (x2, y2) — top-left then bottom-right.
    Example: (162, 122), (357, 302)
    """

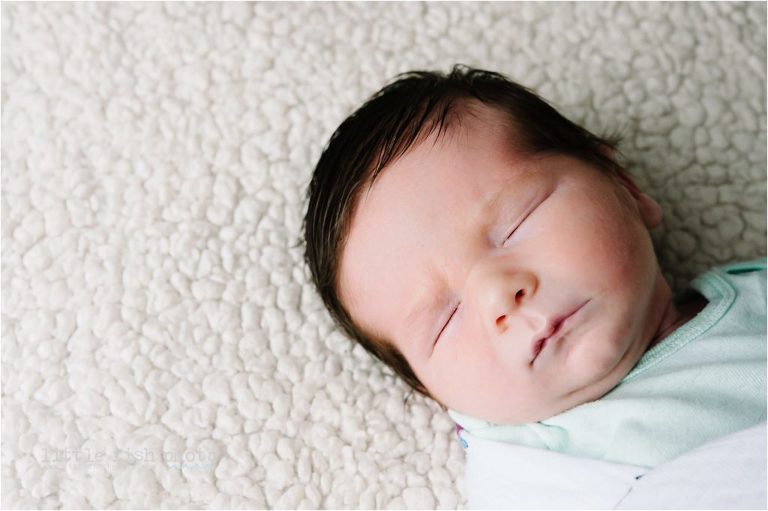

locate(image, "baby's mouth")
(531, 323), (561, 362)
(531, 338), (546, 362)
(530, 301), (589, 365)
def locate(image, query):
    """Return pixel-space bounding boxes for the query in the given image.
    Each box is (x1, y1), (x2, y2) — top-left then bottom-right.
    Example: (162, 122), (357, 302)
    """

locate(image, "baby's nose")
(465, 258), (538, 337)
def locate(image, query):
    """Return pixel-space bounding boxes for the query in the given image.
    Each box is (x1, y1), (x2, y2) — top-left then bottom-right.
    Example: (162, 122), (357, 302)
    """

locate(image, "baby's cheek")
(570, 321), (634, 386)
(431, 348), (504, 409)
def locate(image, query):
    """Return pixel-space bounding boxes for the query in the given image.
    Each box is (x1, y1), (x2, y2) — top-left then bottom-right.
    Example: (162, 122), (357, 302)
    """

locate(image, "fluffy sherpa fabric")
(1, 2), (765, 509)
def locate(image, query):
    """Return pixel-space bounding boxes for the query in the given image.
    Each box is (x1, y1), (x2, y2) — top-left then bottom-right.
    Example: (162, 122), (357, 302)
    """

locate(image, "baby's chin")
(471, 354), (639, 425)
(471, 385), (615, 425)
(455, 389), (579, 425)
(469, 401), (572, 426)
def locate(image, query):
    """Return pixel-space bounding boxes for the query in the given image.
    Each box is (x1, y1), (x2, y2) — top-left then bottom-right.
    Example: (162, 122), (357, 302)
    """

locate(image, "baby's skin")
(337, 100), (707, 425)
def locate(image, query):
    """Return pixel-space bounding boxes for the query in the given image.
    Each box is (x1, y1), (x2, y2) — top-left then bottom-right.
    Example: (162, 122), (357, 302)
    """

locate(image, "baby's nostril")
(516, 289), (525, 301)
(496, 315), (506, 328)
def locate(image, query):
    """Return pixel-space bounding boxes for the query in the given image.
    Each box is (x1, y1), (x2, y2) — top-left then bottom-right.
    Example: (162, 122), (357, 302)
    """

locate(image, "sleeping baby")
(302, 65), (767, 470)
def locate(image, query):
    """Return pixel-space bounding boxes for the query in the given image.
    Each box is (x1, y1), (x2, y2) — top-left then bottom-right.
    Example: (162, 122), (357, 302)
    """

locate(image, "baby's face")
(338, 103), (672, 424)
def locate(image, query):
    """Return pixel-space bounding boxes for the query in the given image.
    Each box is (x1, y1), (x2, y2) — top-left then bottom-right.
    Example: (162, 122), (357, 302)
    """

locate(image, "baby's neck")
(647, 289), (709, 350)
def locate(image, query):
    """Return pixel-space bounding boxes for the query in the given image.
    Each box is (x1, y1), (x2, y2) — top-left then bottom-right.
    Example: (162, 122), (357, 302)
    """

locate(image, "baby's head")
(304, 65), (674, 425)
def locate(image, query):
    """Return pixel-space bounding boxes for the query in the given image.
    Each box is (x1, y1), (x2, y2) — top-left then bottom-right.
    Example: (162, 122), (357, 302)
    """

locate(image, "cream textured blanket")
(2, 2), (765, 509)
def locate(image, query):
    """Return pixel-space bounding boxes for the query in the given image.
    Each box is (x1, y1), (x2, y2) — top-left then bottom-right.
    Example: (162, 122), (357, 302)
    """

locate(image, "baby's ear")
(613, 166), (663, 229)
(597, 146), (662, 227)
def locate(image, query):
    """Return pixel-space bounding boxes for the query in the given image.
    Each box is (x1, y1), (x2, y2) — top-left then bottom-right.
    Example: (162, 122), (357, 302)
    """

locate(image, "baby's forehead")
(365, 99), (522, 185)
(350, 129), (563, 261)
(431, 99), (522, 149)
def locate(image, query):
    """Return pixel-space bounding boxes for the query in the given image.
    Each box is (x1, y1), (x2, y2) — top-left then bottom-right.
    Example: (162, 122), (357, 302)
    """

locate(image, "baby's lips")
(531, 337), (548, 363)
(529, 300), (589, 364)
(529, 313), (565, 363)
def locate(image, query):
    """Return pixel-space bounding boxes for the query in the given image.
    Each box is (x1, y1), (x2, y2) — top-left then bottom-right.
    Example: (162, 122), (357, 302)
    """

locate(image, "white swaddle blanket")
(461, 422), (766, 509)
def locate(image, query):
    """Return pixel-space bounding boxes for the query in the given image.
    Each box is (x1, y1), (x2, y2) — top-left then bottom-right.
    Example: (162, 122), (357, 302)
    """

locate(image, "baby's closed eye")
(500, 191), (551, 247)
(434, 303), (461, 348)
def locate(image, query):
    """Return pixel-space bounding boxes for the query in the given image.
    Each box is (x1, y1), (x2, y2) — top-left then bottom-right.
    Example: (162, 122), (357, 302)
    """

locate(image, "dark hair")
(303, 65), (623, 404)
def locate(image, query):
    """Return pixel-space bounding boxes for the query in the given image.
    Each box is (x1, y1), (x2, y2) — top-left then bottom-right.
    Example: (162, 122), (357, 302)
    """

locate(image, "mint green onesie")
(449, 258), (767, 468)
